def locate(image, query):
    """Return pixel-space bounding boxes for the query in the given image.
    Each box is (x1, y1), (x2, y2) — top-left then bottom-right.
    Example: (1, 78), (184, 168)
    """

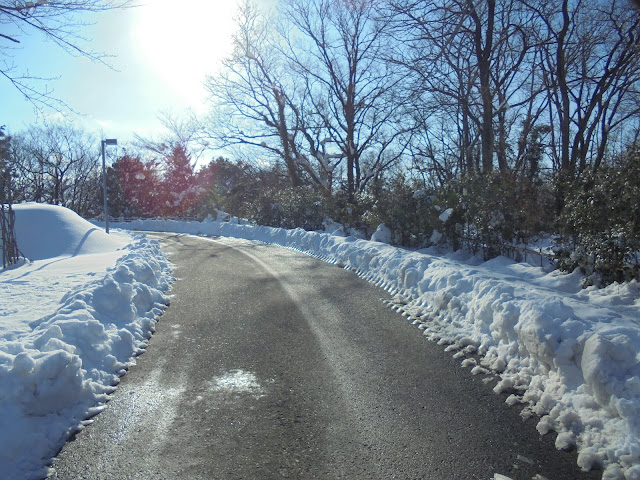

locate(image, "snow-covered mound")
(13, 203), (127, 260)
(110, 217), (640, 479)
(0, 204), (173, 480)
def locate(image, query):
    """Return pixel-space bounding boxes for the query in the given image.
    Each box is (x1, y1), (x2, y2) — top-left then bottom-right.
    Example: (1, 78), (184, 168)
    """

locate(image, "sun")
(133, 0), (240, 108)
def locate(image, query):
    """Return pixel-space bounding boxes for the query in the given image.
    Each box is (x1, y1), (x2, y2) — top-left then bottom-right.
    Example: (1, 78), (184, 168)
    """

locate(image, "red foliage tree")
(112, 147), (216, 218)
(114, 155), (161, 217)
(159, 145), (197, 216)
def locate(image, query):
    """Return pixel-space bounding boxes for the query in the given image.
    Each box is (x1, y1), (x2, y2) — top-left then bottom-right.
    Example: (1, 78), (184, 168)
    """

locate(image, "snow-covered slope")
(111, 217), (640, 480)
(0, 204), (172, 480)
(13, 203), (126, 260)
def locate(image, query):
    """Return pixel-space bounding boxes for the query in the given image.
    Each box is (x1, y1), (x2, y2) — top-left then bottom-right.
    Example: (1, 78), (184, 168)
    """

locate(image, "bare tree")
(132, 110), (211, 169)
(10, 123), (100, 215)
(386, 0), (482, 177)
(204, 1), (311, 189)
(388, 0), (542, 176)
(0, 126), (21, 268)
(0, 0), (129, 111)
(280, 0), (412, 199)
(533, 0), (640, 179)
(205, 0), (412, 197)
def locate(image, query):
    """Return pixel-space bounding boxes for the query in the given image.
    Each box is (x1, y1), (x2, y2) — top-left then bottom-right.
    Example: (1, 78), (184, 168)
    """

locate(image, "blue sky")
(3, 0), (276, 144)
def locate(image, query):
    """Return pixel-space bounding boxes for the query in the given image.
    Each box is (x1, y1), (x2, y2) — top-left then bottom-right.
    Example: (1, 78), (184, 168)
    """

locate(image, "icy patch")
(209, 370), (264, 397)
(110, 366), (184, 445)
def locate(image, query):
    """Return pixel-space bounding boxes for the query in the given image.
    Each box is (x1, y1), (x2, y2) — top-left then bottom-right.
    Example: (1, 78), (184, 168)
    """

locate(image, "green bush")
(557, 144), (640, 285)
(368, 176), (435, 247)
(249, 186), (333, 231)
(191, 151), (639, 289)
(455, 173), (554, 258)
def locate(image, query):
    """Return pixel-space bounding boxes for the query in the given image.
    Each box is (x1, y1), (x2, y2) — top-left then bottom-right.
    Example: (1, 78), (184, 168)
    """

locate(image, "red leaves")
(114, 146), (216, 218)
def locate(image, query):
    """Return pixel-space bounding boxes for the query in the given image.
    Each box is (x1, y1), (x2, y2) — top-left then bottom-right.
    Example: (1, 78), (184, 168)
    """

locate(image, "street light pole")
(101, 138), (117, 234)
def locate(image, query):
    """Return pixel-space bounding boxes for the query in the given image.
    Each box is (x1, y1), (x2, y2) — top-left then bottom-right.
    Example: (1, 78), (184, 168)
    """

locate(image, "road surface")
(49, 233), (600, 479)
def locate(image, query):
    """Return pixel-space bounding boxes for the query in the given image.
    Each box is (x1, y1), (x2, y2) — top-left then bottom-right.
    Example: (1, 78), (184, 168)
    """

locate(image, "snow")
(105, 216), (640, 479)
(438, 207), (454, 223)
(370, 222), (391, 243)
(1, 203), (638, 479)
(493, 474), (513, 480)
(0, 204), (172, 480)
(12, 203), (127, 261)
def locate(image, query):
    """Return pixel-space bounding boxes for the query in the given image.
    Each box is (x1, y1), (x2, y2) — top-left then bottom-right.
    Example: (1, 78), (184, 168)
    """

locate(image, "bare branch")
(1, 0), (133, 112)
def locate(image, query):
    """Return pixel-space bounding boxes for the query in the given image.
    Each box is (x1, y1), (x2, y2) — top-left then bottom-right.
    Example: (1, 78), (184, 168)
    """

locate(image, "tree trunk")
(471, 0), (496, 174)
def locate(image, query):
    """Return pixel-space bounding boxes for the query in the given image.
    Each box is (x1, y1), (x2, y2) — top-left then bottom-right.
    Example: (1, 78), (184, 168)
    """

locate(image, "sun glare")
(133, 0), (240, 109)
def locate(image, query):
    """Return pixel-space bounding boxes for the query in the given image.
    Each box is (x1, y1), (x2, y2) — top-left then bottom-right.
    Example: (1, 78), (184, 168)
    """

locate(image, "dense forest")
(2, 0), (639, 286)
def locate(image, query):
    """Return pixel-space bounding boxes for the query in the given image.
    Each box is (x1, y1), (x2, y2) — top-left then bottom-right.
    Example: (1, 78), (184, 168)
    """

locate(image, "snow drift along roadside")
(0, 205), (173, 480)
(111, 217), (640, 480)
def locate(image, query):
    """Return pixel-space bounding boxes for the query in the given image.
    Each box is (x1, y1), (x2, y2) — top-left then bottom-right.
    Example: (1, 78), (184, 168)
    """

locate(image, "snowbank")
(13, 203), (126, 261)
(0, 204), (172, 480)
(110, 217), (640, 479)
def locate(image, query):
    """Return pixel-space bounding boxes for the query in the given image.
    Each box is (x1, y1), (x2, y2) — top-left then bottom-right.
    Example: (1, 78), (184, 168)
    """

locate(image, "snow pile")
(110, 217), (640, 479)
(12, 203), (127, 261)
(370, 222), (391, 243)
(0, 204), (172, 480)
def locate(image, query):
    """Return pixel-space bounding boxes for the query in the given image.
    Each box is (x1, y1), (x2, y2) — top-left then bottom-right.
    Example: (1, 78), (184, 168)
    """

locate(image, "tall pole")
(101, 139), (117, 234)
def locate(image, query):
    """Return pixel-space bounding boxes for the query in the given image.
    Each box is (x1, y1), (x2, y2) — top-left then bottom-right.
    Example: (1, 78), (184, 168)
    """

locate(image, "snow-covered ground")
(1, 205), (639, 479)
(0, 204), (172, 480)
(108, 216), (640, 480)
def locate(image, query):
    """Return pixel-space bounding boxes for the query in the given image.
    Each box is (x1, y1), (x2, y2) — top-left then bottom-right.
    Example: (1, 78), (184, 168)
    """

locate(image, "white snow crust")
(370, 222), (391, 243)
(108, 217), (640, 479)
(0, 204), (172, 480)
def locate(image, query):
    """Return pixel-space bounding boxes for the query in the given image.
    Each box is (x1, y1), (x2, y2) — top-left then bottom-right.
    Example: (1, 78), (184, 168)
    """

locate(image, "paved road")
(49, 233), (599, 480)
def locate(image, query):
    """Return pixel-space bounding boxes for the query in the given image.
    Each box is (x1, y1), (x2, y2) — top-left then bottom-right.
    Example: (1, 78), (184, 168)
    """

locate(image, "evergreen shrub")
(557, 144), (640, 285)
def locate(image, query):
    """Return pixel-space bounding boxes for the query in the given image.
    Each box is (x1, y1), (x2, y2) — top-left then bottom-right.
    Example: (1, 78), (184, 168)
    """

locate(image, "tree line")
(201, 0), (640, 285)
(205, 0), (640, 197)
(2, 0), (639, 285)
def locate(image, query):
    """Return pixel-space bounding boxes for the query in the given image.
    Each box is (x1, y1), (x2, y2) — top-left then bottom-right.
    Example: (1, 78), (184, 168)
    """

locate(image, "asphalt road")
(49, 233), (600, 480)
